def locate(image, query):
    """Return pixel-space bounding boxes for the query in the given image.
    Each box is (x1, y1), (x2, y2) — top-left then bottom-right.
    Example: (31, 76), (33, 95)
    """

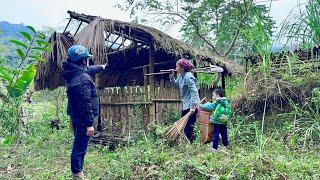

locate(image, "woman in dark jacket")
(62, 45), (107, 179)
(170, 58), (200, 142)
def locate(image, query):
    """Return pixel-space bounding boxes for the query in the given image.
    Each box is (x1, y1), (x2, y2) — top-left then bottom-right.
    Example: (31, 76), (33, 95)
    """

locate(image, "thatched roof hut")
(34, 11), (243, 90)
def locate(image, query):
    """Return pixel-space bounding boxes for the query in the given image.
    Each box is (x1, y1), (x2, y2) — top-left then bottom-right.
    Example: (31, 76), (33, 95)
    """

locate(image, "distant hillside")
(0, 21), (34, 68)
(0, 21), (32, 45)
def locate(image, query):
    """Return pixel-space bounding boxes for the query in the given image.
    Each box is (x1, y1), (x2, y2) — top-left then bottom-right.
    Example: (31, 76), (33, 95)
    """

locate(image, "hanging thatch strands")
(35, 11), (244, 91)
(74, 17), (108, 65)
(34, 32), (73, 90)
(67, 11), (244, 76)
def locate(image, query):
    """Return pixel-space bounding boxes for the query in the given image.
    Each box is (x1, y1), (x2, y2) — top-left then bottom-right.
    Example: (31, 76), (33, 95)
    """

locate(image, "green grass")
(1, 77), (320, 179)
(1, 113), (319, 179)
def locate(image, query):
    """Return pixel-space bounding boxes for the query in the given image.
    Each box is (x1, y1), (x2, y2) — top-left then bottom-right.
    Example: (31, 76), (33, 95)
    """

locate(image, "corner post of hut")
(148, 45), (156, 124)
(96, 70), (103, 132)
(221, 70), (226, 95)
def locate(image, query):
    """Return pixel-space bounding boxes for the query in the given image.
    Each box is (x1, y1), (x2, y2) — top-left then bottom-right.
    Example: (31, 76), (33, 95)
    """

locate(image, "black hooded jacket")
(62, 62), (103, 127)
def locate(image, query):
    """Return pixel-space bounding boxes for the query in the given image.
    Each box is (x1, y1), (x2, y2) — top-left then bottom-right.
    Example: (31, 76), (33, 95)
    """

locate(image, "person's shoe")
(209, 147), (218, 153)
(73, 171), (85, 180)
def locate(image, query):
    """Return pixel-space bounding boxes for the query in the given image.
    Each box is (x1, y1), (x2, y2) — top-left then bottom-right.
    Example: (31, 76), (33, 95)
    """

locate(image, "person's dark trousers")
(212, 124), (228, 149)
(71, 121), (90, 173)
(181, 108), (198, 143)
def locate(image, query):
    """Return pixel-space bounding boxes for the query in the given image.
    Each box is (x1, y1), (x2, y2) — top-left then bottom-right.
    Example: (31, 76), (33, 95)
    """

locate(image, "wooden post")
(97, 88), (103, 132)
(143, 64), (150, 130)
(148, 46), (156, 124)
(221, 71), (226, 95)
(245, 58), (248, 73)
(192, 59), (197, 78)
(74, 21), (83, 36)
(143, 66), (149, 100)
(96, 72), (103, 132)
(63, 18), (72, 33)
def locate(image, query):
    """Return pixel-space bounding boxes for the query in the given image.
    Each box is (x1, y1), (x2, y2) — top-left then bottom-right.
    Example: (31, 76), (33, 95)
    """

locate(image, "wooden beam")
(143, 65), (225, 76)
(221, 72), (226, 93)
(211, 72), (221, 87)
(145, 72), (171, 76)
(100, 102), (152, 105)
(149, 46), (155, 83)
(116, 38), (127, 51)
(108, 31), (147, 46)
(68, 10), (94, 23)
(130, 61), (176, 70)
(105, 32), (111, 41)
(245, 58), (248, 73)
(193, 58), (197, 78)
(108, 23), (152, 45)
(97, 91), (102, 132)
(160, 66), (224, 74)
(193, 70), (221, 74)
(151, 99), (181, 102)
(74, 21), (83, 36)
(63, 18), (72, 33)
(67, 11), (151, 45)
(107, 35), (121, 52)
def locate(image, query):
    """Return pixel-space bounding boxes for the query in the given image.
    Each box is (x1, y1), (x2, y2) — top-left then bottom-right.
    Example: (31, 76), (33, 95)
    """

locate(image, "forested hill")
(0, 21), (31, 45)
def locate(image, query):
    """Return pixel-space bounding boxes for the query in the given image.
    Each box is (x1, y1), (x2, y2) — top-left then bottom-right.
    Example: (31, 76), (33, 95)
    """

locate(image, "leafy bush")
(0, 26), (49, 139)
(0, 26), (49, 98)
(281, 88), (320, 148)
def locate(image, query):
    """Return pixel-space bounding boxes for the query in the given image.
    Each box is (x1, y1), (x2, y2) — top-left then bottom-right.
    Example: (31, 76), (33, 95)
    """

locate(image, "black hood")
(62, 62), (86, 82)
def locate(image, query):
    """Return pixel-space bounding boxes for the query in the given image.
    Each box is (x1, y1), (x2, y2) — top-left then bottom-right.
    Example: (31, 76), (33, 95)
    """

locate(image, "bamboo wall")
(99, 86), (150, 137)
(153, 80), (181, 125)
(98, 80), (214, 138)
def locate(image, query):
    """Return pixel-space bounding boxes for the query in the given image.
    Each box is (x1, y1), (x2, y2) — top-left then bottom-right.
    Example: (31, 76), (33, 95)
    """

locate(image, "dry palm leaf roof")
(35, 11), (244, 90)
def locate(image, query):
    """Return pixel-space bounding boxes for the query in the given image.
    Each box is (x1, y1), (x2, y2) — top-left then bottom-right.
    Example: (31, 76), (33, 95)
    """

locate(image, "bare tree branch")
(147, 0), (256, 58)
(224, 17), (244, 56)
(152, 11), (222, 57)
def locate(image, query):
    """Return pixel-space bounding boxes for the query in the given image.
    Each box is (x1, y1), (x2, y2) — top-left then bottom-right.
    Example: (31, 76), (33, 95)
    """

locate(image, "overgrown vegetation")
(117, 0), (275, 60)
(278, 0), (320, 48)
(1, 0), (320, 179)
(0, 26), (49, 139)
(1, 102), (319, 179)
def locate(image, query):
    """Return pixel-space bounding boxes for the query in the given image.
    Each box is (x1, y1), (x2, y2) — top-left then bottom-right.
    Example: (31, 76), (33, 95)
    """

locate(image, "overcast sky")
(0, 0), (307, 39)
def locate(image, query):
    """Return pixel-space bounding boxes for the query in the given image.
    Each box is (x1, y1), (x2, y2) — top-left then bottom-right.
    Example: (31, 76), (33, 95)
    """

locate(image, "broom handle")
(160, 66), (213, 73)
(199, 97), (206, 104)
(191, 97), (206, 110)
(160, 69), (176, 72)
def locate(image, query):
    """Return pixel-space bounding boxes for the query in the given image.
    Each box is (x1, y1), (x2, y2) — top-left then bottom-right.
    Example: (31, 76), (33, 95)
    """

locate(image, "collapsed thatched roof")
(35, 11), (244, 90)
(35, 32), (73, 91)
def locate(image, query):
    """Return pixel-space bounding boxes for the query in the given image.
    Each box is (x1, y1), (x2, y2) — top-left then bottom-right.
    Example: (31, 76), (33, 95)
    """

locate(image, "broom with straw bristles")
(165, 97), (206, 142)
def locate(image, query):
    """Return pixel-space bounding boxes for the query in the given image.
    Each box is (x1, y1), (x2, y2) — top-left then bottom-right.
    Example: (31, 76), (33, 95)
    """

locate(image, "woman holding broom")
(170, 58), (200, 143)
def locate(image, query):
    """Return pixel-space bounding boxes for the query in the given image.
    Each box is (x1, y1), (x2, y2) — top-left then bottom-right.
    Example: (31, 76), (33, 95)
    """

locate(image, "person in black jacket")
(62, 45), (107, 179)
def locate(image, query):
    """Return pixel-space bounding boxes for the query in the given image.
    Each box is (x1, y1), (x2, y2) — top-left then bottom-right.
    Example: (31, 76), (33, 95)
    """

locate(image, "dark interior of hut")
(101, 44), (179, 87)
